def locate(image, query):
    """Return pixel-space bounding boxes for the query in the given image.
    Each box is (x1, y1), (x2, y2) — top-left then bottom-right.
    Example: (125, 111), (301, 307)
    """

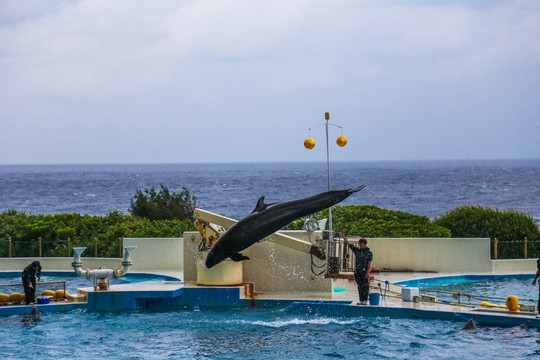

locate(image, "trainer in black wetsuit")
(532, 252), (540, 316)
(22, 261), (41, 305)
(341, 233), (373, 305)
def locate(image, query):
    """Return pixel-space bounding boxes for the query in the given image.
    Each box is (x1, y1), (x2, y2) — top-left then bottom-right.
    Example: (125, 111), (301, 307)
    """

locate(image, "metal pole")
(325, 112), (333, 240)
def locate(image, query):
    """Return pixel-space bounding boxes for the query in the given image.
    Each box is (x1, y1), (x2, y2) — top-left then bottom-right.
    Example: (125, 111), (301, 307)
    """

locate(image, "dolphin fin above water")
(519, 320), (530, 330)
(22, 305), (41, 323)
(205, 185), (365, 269)
(462, 314), (477, 330)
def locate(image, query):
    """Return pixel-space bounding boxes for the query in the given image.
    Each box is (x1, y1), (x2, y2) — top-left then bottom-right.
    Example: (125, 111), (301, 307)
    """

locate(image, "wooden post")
(67, 237), (71, 257)
(39, 237), (42, 257)
(8, 237), (12, 258)
(94, 237), (98, 257)
(524, 237), (528, 259)
(493, 238), (498, 260)
(119, 237), (123, 258)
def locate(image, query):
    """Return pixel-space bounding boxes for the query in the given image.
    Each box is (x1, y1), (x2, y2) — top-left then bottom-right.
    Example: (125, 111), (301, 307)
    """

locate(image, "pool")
(2, 274), (540, 359)
(0, 272), (180, 294)
(397, 274), (538, 306)
(1, 304), (539, 359)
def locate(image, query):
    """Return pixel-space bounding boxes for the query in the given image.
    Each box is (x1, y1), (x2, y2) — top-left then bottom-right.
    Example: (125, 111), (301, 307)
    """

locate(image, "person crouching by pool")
(532, 247), (540, 317)
(22, 261), (41, 305)
(340, 232), (373, 305)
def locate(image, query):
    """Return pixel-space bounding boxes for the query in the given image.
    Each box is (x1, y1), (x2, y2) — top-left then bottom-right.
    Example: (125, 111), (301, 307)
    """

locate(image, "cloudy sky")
(1, 0), (539, 165)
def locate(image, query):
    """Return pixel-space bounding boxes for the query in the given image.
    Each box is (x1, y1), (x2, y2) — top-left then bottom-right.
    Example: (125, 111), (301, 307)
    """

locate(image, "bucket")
(369, 292), (380, 306)
(36, 297), (50, 304)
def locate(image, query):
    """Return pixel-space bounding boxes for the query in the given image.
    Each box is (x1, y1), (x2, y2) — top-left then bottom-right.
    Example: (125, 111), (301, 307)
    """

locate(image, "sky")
(1, 0), (539, 165)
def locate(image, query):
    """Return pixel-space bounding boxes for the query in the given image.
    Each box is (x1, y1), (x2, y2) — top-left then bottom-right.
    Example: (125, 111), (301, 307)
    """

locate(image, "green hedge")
(0, 209), (195, 258)
(286, 205), (451, 238)
(433, 205), (540, 258)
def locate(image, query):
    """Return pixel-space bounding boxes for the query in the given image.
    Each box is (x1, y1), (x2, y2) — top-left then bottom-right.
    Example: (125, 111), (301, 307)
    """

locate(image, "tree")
(129, 185), (197, 221)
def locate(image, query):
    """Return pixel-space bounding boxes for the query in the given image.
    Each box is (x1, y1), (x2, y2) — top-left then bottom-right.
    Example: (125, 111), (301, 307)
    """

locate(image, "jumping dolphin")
(462, 314), (477, 330)
(205, 185), (365, 268)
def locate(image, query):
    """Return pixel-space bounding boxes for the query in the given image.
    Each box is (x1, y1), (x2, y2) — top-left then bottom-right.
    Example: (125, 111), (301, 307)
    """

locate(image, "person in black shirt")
(532, 252), (540, 317)
(340, 232), (373, 305)
(22, 261), (41, 305)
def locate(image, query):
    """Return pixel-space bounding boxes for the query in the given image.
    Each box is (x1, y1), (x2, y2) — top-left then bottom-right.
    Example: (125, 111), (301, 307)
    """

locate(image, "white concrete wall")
(123, 238), (183, 271)
(2, 236), (536, 286)
(365, 237), (492, 272)
(491, 259), (537, 273)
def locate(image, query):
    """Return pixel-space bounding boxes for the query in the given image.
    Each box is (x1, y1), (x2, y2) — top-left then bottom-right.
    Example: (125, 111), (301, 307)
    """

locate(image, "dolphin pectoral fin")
(229, 253), (250, 262)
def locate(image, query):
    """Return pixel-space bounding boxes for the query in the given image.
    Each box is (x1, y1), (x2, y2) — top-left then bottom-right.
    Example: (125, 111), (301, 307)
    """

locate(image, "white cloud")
(0, 0), (539, 164)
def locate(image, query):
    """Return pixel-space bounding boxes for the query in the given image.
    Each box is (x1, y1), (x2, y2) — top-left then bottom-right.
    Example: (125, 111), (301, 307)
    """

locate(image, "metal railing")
(0, 280), (67, 299)
(0, 237), (124, 258)
(491, 237), (540, 259)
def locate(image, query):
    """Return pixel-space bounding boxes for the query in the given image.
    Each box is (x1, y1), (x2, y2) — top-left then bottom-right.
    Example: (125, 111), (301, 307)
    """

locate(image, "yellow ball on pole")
(304, 137), (316, 149)
(336, 135), (347, 147)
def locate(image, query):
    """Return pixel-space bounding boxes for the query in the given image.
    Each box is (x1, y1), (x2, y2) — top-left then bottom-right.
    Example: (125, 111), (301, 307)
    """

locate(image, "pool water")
(0, 273), (178, 295)
(1, 305), (539, 359)
(2, 275), (540, 359)
(421, 276), (539, 305)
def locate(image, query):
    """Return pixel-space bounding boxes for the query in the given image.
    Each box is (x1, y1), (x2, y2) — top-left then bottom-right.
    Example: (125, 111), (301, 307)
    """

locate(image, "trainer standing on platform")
(532, 246), (540, 317)
(22, 261), (41, 305)
(340, 232), (372, 305)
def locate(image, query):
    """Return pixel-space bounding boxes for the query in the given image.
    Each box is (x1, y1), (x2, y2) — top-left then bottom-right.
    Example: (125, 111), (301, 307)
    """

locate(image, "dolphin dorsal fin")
(252, 196), (268, 213)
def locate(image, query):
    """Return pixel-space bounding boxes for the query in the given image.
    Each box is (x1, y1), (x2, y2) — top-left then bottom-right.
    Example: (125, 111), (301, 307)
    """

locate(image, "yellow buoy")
(55, 290), (69, 299)
(304, 137), (315, 150)
(0, 293), (9, 303)
(9, 293), (25, 303)
(42, 290), (55, 297)
(506, 295), (519, 311)
(480, 301), (491, 307)
(336, 135), (347, 147)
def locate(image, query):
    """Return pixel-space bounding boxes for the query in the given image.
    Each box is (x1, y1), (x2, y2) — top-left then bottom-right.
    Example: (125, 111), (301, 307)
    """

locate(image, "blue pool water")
(1, 275), (540, 359)
(398, 275), (538, 305)
(0, 272), (179, 294)
(1, 305), (539, 359)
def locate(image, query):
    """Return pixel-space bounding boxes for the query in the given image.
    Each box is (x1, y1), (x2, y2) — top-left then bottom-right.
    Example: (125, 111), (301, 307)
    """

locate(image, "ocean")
(0, 159), (539, 223)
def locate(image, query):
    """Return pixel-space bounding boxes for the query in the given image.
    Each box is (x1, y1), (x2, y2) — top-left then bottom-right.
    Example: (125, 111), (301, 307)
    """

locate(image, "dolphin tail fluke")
(349, 184), (366, 193)
(229, 253), (250, 262)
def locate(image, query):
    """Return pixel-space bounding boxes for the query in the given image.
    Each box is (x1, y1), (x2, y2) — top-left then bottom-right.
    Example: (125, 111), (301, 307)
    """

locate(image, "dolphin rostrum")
(205, 185), (365, 268)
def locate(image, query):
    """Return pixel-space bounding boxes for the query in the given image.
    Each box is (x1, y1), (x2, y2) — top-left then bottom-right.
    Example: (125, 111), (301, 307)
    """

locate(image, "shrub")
(0, 210), (195, 258)
(434, 205), (540, 258)
(287, 205), (451, 238)
(130, 185), (197, 221)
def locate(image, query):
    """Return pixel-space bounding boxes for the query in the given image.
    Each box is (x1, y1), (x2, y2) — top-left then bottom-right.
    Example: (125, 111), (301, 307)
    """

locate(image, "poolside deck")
(2, 270), (539, 329)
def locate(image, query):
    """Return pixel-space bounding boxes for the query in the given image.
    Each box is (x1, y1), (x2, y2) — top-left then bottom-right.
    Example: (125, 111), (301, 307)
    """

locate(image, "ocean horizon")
(1, 159), (539, 222)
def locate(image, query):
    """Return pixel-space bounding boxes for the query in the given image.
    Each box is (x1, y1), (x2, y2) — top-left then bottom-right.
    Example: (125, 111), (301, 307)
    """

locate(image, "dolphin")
(519, 320), (530, 330)
(462, 314), (477, 330)
(205, 185), (365, 268)
(22, 305), (41, 323)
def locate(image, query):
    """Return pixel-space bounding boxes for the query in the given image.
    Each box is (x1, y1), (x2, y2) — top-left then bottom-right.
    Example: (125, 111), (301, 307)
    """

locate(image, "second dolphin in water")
(205, 185), (365, 268)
